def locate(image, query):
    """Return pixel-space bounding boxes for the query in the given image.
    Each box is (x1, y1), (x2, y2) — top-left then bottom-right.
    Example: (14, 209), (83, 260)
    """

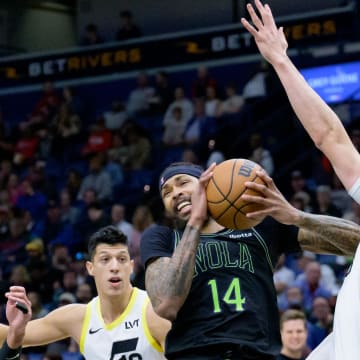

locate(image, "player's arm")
(145, 164), (215, 321)
(242, 170), (360, 255)
(145, 302), (171, 351)
(241, 0), (360, 191)
(145, 224), (202, 322)
(18, 304), (82, 347)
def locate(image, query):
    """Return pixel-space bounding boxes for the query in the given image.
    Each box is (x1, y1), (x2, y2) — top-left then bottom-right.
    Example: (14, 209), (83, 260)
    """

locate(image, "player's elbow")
(153, 300), (179, 322)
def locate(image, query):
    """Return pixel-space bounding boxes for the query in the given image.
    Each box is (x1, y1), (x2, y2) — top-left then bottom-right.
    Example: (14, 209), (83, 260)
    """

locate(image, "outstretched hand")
(241, 169), (301, 225)
(241, 0), (288, 65)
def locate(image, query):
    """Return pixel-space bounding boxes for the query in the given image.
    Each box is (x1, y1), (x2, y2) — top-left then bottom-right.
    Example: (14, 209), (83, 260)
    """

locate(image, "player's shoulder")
(141, 224), (173, 240)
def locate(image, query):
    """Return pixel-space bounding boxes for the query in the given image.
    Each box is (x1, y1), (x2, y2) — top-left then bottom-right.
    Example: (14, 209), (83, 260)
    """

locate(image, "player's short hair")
(88, 225), (128, 259)
(279, 309), (307, 330)
(159, 162), (204, 192)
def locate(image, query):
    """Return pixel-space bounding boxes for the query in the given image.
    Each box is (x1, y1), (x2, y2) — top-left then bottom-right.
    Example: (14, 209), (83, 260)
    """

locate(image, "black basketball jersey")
(140, 217), (301, 358)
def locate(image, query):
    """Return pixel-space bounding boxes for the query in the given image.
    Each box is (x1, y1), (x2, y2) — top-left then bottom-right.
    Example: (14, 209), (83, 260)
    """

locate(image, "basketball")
(206, 158), (266, 229)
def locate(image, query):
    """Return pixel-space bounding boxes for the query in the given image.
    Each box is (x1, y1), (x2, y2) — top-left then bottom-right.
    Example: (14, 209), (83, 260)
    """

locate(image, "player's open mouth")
(177, 201), (191, 212)
(109, 277), (121, 284)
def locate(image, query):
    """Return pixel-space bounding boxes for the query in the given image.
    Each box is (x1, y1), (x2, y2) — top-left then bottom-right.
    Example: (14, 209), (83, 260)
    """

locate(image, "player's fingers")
(259, 2), (278, 30)
(244, 180), (268, 195)
(241, 194), (266, 205)
(245, 3), (264, 30)
(255, 170), (276, 190)
(241, 18), (258, 37)
(246, 209), (269, 218)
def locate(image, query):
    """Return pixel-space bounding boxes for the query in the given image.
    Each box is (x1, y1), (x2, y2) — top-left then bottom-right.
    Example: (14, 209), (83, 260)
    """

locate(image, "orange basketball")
(206, 158), (266, 229)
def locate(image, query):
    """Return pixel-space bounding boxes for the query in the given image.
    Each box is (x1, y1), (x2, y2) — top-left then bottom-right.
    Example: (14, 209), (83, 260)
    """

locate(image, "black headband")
(159, 163), (203, 192)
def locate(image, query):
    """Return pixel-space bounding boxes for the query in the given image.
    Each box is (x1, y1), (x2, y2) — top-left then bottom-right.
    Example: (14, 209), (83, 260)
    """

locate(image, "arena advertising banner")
(0, 5), (357, 89)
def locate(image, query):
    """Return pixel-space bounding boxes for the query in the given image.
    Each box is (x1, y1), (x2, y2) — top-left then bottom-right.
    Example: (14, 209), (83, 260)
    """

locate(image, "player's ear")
(86, 260), (94, 276)
(130, 259), (134, 272)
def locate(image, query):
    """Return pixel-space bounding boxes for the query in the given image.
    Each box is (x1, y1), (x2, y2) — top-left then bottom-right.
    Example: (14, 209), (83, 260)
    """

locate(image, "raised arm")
(241, 0), (360, 190)
(242, 170), (360, 256)
(145, 165), (215, 321)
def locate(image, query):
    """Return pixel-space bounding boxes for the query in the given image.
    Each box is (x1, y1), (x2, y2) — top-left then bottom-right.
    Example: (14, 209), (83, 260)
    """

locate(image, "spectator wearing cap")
(58, 292), (76, 306)
(115, 10), (142, 42)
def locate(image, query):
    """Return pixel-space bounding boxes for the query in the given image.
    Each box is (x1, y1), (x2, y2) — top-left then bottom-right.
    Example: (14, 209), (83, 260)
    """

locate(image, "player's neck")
(201, 217), (225, 234)
(99, 285), (134, 324)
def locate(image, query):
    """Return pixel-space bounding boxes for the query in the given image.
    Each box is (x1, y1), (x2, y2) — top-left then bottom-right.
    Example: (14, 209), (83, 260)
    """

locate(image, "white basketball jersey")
(333, 242), (360, 359)
(79, 287), (165, 360)
(307, 243), (360, 360)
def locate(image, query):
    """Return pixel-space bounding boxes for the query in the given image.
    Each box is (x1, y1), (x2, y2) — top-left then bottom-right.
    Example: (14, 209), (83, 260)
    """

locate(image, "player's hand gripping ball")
(206, 158), (266, 229)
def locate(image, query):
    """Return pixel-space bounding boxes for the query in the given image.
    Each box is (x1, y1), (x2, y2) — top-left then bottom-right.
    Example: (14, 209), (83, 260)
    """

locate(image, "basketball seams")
(213, 172), (259, 223)
(206, 158), (265, 229)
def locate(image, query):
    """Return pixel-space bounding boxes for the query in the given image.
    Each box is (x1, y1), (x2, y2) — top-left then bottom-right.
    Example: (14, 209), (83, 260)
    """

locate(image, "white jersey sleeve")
(348, 177), (360, 204)
(306, 332), (334, 360)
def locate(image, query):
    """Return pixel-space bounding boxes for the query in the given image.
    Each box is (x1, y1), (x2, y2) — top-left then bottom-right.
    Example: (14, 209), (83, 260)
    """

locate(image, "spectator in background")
(76, 201), (110, 252)
(184, 99), (208, 148)
(248, 132), (274, 176)
(81, 119), (112, 156)
(276, 309), (309, 360)
(27, 291), (49, 319)
(129, 205), (156, 289)
(16, 179), (47, 222)
(217, 82), (244, 116)
(313, 185), (342, 217)
(103, 99), (128, 131)
(77, 155), (113, 203)
(192, 65), (218, 100)
(278, 285), (305, 313)
(12, 129), (39, 167)
(164, 86), (194, 127)
(59, 188), (80, 225)
(65, 169), (82, 203)
(75, 283), (93, 304)
(274, 254), (296, 306)
(80, 23), (104, 46)
(19, 81), (60, 133)
(52, 103), (82, 161)
(126, 72), (155, 117)
(116, 10), (142, 41)
(204, 86), (221, 118)
(163, 107), (187, 146)
(110, 122), (152, 170)
(149, 71), (174, 114)
(294, 261), (332, 314)
(111, 204), (134, 242)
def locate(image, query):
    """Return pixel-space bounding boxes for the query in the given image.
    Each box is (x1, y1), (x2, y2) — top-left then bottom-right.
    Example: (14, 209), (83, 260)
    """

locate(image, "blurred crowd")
(1, 60), (360, 359)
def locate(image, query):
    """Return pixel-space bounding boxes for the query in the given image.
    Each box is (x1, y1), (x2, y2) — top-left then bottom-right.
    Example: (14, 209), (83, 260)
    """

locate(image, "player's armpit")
(297, 214), (360, 256)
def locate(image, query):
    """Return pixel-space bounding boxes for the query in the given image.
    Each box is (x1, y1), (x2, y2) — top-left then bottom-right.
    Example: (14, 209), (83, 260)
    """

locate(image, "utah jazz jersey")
(79, 287), (165, 360)
(141, 217), (301, 358)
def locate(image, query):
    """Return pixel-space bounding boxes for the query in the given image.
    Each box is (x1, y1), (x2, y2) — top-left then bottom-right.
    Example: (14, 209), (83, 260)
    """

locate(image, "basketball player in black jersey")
(140, 162), (360, 359)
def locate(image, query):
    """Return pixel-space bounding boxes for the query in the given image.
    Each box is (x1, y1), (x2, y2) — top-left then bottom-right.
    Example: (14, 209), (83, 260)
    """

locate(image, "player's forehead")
(94, 243), (129, 256)
(162, 174), (196, 187)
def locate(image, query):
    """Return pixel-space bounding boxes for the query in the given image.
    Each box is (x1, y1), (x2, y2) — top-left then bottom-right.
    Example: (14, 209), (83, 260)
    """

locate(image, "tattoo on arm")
(145, 225), (200, 311)
(297, 213), (360, 255)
